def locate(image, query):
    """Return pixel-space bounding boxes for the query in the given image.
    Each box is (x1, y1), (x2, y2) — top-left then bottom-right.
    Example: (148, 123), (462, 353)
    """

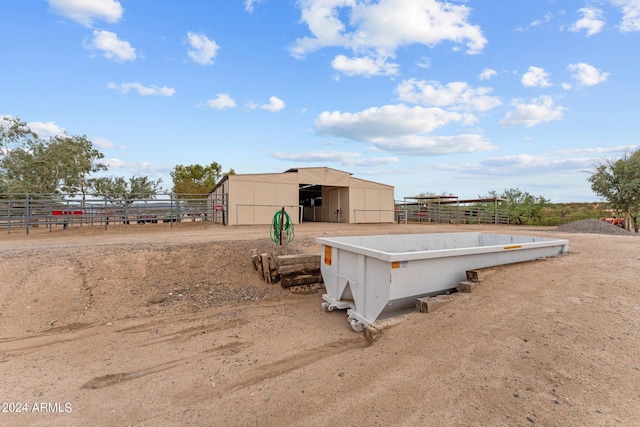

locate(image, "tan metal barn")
(208, 167), (394, 225)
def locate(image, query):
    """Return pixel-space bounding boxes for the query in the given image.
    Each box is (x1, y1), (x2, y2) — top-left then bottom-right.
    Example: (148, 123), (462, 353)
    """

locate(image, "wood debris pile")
(251, 250), (324, 293)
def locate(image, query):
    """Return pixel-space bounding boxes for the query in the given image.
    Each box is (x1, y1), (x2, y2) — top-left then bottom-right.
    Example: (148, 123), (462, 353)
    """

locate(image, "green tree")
(1, 116), (37, 194)
(0, 116), (106, 195)
(588, 150), (640, 232)
(482, 188), (549, 225)
(170, 162), (234, 197)
(89, 176), (162, 207)
(0, 116), (37, 152)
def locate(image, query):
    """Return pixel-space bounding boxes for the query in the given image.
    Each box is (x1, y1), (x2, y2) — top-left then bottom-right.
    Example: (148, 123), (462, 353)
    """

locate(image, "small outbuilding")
(208, 167), (394, 225)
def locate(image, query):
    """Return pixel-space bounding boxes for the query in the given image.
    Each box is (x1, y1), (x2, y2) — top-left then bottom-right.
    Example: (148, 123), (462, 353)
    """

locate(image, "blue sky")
(1, 0), (639, 202)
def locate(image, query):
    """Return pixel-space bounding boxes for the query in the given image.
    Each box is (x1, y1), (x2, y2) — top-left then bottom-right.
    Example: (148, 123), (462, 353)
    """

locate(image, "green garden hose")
(270, 209), (294, 245)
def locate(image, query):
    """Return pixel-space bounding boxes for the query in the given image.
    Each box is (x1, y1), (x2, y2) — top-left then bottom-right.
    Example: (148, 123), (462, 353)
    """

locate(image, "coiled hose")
(270, 209), (294, 245)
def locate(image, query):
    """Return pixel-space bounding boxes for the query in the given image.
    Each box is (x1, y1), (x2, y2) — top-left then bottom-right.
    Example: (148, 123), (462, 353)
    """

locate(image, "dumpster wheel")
(349, 319), (364, 333)
(321, 302), (335, 312)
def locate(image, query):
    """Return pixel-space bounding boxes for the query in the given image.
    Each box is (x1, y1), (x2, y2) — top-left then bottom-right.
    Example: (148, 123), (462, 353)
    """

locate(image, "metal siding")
(233, 179), (257, 225)
(326, 168), (350, 186)
(365, 188), (379, 222)
(350, 178), (366, 189)
(277, 183), (300, 221)
(277, 172), (299, 184)
(339, 188), (349, 223)
(323, 187), (341, 223)
(349, 187), (365, 223)
(297, 168), (321, 184)
(380, 188), (395, 222)
(233, 174), (257, 182)
(259, 174), (278, 183)
(255, 181), (276, 205)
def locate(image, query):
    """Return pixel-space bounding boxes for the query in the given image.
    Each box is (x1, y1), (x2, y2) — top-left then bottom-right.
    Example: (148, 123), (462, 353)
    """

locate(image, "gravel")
(557, 219), (636, 235)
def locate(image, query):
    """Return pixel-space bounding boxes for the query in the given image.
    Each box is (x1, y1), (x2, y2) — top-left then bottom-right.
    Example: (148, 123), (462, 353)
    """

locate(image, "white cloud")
(479, 68), (497, 80)
(316, 104), (462, 139)
(610, 0), (640, 31)
(475, 154), (594, 176)
(206, 93), (237, 109)
(396, 79), (502, 112)
(48, 0), (123, 27)
(187, 32), (219, 65)
(435, 153), (595, 180)
(521, 66), (551, 88)
(516, 12), (555, 31)
(92, 137), (122, 149)
(570, 7), (605, 36)
(314, 104), (495, 155)
(416, 57), (430, 69)
(104, 158), (125, 169)
(259, 96), (286, 112)
(291, 0), (487, 76)
(272, 150), (398, 166)
(244, 0), (262, 13)
(331, 54), (399, 77)
(373, 134), (495, 155)
(555, 145), (638, 155)
(104, 158), (169, 176)
(530, 13), (554, 27)
(85, 30), (136, 62)
(499, 96), (566, 127)
(568, 62), (609, 86)
(26, 121), (66, 139)
(107, 82), (175, 96)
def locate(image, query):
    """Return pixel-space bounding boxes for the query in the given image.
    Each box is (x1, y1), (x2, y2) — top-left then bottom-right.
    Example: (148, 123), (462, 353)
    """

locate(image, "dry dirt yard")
(0, 221), (639, 426)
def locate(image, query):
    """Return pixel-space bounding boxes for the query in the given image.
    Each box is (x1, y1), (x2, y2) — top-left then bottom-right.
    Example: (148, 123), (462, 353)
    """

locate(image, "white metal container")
(317, 232), (569, 331)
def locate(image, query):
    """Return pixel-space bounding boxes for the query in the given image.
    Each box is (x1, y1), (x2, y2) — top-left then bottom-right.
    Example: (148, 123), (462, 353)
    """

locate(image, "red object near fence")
(51, 210), (83, 216)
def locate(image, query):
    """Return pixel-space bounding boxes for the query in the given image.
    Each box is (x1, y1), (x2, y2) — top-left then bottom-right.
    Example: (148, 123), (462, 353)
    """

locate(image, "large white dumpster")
(317, 232), (569, 331)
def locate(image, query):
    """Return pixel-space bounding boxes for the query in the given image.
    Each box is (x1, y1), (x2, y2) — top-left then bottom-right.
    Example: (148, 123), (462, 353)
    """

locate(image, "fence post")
(104, 196), (108, 230)
(25, 194), (30, 236)
(8, 200), (12, 234)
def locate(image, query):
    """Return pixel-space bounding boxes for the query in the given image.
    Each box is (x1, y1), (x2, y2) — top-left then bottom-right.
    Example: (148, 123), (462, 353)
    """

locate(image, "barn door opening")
(299, 184), (323, 222)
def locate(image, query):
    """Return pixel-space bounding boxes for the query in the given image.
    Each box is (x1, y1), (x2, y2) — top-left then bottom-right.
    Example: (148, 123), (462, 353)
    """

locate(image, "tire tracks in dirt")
(80, 341), (249, 389)
(0, 308), (249, 359)
(136, 318), (249, 346)
(0, 322), (96, 359)
(177, 337), (365, 405)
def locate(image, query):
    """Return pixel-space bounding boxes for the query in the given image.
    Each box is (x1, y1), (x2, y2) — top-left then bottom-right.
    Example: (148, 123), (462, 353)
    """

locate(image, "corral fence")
(397, 196), (510, 225)
(0, 193), (227, 235)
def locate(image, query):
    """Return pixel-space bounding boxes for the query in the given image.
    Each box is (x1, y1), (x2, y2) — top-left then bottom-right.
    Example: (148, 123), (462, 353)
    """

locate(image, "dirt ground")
(0, 221), (639, 426)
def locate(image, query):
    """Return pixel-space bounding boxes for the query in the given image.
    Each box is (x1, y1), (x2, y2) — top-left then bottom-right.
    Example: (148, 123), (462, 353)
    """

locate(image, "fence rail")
(0, 193), (223, 235)
(396, 203), (510, 225)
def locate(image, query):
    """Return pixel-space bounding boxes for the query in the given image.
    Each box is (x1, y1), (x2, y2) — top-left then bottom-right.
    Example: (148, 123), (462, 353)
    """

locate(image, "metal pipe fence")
(399, 204), (510, 225)
(0, 193), (223, 235)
